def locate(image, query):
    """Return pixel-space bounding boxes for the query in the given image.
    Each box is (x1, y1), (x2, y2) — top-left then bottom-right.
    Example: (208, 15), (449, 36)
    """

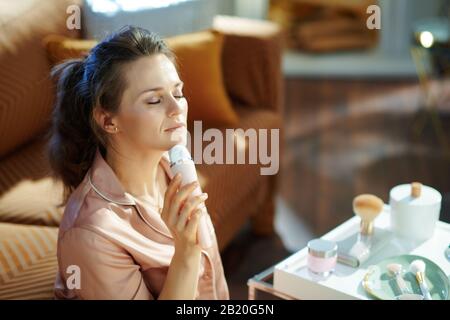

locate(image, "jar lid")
(307, 239), (337, 258)
(390, 183), (441, 206)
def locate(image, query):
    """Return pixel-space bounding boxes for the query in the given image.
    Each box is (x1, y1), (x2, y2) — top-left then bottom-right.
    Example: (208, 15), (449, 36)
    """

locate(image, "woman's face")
(113, 54), (188, 153)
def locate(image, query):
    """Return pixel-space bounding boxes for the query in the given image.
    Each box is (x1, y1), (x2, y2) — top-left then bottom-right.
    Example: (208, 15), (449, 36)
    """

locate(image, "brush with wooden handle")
(344, 194), (384, 266)
(353, 194), (384, 236)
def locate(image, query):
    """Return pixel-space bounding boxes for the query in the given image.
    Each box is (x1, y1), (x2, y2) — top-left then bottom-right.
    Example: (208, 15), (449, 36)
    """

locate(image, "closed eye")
(146, 95), (184, 105)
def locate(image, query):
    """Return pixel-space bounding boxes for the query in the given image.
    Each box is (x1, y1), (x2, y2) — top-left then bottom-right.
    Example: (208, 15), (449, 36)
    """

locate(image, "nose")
(167, 95), (185, 117)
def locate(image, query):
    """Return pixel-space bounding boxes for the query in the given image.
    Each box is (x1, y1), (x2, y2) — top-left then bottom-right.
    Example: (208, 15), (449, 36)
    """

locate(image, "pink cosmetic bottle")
(307, 239), (337, 276)
(168, 144), (213, 249)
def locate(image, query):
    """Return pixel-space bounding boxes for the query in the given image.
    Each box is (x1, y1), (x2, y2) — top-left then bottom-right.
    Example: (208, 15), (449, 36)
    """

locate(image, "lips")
(165, 123), (186, 132)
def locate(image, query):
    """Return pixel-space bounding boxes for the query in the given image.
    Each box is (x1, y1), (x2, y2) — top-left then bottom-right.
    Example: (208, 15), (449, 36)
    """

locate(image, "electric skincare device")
(169, 144), (213, 249)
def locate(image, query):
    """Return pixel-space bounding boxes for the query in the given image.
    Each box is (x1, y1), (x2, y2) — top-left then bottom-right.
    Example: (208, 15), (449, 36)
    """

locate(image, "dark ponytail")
(47, 26), (174, 203)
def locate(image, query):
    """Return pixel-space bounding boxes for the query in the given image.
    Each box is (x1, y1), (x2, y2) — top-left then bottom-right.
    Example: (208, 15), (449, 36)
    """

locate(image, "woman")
(48, 26), (229, 300)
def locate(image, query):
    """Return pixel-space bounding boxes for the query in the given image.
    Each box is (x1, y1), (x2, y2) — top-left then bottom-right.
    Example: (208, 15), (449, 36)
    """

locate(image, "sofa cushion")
(213, 15), (283, 114)
(0, 0), (81, 158)
(0, 138), (64, 227)
(166, 30), (239, 128)
(43, 34), (97, 65)
(44, 30), (239, 128)
(0, 222), (58, 299)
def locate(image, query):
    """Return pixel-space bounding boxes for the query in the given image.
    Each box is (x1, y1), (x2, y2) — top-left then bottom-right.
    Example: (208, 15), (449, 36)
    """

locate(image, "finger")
(162, 174), (181, 221)
(164, 173), (182, 205)
(169, 181), (198, 215)
(185, 209), (201, 237)
(168, 181), (199, 226)
(176, 193), (208, 231)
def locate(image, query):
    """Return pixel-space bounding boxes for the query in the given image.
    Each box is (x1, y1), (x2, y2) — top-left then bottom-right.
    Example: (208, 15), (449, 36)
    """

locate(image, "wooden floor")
(222, 77), (450, 299)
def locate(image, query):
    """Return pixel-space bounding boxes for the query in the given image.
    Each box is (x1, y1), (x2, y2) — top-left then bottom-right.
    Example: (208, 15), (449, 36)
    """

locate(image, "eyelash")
(147, 95), (185, 105)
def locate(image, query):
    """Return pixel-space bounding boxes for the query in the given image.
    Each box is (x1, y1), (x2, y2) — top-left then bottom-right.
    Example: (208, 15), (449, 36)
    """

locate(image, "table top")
(249, 206), (450, 300)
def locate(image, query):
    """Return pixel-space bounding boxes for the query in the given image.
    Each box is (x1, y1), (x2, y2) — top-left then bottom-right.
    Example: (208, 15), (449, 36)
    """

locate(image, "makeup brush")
(387, 263), (411, 296)
(410, 259), (432, 300)
(353, 194), (384, 236)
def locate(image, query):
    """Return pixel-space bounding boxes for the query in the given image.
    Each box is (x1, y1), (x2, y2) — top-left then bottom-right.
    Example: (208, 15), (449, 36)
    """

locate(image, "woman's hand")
(161, 173), (208, 250)
(158, 173), (207, 300)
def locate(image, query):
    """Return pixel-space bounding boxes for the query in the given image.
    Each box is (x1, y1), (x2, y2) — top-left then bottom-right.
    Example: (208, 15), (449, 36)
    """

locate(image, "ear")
(93, 107), (119, 134)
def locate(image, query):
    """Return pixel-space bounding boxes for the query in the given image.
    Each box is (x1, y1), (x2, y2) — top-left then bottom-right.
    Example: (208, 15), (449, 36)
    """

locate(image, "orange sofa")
(0, 1), (283, 299)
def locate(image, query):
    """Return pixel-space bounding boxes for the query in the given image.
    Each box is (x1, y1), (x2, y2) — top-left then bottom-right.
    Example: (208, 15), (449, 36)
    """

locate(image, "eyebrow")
(138, 81), (184, 96)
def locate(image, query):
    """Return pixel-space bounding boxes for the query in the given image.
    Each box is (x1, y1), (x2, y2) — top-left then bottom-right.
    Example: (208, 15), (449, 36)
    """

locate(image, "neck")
(105, 146), (165, 200)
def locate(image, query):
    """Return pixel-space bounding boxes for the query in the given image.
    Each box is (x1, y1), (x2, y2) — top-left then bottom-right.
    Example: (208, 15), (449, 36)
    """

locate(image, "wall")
(379, 0), (446, 57)
(233, 0), (268, 19)
(83, 0), (235, 39)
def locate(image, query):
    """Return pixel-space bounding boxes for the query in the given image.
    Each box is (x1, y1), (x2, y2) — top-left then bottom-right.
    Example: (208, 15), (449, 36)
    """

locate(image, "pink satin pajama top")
(54, 149), (229, 300)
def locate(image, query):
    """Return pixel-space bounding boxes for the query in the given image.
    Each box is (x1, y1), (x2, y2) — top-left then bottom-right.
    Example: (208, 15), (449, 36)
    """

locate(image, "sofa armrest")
(212, 15), (283, 114)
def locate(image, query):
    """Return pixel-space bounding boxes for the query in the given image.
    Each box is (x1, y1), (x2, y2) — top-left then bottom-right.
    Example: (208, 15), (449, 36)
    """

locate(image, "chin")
(166, 136), (186, 148)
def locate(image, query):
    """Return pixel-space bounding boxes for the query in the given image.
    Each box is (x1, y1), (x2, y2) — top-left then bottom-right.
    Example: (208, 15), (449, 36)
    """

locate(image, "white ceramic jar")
(389, 182), (441, 241)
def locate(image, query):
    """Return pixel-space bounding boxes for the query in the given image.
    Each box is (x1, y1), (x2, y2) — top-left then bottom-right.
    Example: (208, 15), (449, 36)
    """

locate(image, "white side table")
(248, 206), (450, 300)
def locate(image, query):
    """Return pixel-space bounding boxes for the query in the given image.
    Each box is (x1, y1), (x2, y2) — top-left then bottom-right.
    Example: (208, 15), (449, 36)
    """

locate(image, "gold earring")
(114, 127), (118, 132)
